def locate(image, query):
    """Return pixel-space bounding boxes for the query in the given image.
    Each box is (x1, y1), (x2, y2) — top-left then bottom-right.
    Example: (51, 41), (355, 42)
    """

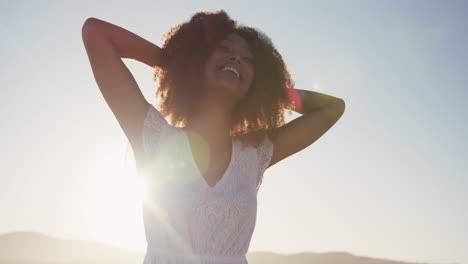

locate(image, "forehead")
(224, 33), (252, 54)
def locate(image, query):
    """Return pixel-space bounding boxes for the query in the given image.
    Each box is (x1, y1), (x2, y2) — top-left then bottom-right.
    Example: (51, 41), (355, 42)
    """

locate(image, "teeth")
(221, 66), (240, 79)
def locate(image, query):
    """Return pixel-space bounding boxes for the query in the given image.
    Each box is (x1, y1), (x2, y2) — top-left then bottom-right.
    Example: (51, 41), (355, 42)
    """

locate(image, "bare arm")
(82, 17), (162, 67)
(267, 88), (345, 168)
(81, 17), (163, 166)
(291, 88), (344, 114)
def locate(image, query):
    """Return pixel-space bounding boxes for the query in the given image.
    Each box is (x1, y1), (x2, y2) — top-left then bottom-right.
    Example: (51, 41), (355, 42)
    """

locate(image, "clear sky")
(1, 0), (467, 263)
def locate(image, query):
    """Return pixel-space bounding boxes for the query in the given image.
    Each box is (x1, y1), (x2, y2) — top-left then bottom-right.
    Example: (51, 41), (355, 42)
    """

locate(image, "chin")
(215, 79), (238, 93)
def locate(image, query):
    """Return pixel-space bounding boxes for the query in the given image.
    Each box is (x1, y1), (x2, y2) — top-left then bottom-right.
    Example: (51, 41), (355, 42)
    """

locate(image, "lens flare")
(287, 81), (303, 113)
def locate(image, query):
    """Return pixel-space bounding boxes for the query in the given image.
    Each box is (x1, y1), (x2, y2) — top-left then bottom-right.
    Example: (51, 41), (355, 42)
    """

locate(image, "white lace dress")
(139, 104), (273, 264)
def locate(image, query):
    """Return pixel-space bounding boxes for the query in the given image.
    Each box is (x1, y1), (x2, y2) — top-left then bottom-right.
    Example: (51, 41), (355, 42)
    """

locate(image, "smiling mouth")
(217, 65), (241, 79)
(220, 70), (239, 79)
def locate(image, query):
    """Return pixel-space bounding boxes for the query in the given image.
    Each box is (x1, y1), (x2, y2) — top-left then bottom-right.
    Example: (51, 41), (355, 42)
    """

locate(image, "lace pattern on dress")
(255, 134), (274, 193)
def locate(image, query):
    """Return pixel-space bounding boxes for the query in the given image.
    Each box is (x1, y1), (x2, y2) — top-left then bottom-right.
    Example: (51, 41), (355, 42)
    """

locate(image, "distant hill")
(0, 231), (439, 264)
(0, 231), (143, 264)
(246, 251), (433, 264)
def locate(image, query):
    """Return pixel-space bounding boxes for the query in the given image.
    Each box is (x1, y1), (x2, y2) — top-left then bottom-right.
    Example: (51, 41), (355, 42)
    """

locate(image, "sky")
(1, 0), (467, 263)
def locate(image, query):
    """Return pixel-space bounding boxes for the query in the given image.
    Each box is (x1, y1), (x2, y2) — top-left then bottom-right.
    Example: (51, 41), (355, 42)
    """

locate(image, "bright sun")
(85, 148), (148, 251)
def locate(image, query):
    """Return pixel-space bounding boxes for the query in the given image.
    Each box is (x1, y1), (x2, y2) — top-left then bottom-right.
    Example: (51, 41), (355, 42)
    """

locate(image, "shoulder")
(141, 104), (176, 156)
(236, 134), (273, 162)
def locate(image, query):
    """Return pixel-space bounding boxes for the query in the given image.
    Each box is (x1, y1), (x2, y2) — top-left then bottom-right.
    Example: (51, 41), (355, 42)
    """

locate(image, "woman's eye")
(243, 57), (254, 64)
(218, 44), (254, 64)
(219, 45), (230, 52)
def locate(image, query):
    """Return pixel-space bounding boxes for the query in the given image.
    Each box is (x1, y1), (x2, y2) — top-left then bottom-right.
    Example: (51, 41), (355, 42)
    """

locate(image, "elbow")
(81, 18), (94, 40)
(82, 17), (101, 28)
(329, 98), (346, 118)
(331, 98), (345, 111)
(338, 98), (345, 112)
(337, 99), (345, 115)
(337, 99), (346, 118)
(81, 17), (101, 40)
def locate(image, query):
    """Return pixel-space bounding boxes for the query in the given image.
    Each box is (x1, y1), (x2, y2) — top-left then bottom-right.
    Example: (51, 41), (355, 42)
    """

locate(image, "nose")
(228, 53), (241, 65)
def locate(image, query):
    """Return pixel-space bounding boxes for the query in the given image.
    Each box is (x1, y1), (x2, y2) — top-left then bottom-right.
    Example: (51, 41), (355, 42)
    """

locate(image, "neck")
(184, 96), (234, 151)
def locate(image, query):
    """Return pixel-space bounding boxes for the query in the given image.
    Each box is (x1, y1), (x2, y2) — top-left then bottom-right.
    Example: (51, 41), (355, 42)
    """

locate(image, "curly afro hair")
(153, 10), (296, 148)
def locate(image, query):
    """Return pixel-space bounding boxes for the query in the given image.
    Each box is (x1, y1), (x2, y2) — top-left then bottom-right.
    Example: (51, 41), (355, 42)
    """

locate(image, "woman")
(82, 10), (345, 264)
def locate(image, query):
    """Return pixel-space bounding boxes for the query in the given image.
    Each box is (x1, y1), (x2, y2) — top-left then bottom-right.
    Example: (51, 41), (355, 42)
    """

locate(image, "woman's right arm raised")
(81, 17), (162, 161)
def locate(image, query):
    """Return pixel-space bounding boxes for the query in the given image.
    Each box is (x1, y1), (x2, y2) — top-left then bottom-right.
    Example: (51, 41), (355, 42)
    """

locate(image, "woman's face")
(203, 33), (255, 104)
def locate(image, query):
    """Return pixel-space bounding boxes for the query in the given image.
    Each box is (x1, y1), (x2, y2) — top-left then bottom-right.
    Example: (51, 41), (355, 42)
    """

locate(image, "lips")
(218, 64), (241, 79)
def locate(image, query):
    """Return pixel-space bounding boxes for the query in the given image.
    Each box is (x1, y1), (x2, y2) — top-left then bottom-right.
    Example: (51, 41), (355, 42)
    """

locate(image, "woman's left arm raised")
(267, 88), (345, 168)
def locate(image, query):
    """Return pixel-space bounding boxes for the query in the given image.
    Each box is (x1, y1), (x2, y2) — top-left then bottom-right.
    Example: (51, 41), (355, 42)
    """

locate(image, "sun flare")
(85, 152), (147, 250)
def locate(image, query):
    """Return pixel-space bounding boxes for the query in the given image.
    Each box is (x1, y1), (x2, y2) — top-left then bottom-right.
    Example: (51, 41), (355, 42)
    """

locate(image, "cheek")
(204, 53), (223, 77)
(208, 50), (224, 66)
(203, 61), (217, 81)
(241, 75), (255, 97)
(244, 69), (255, 87)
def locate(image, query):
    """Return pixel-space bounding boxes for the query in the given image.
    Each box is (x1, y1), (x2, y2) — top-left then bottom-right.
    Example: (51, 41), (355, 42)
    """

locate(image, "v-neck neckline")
(180, 129), (236, 190)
